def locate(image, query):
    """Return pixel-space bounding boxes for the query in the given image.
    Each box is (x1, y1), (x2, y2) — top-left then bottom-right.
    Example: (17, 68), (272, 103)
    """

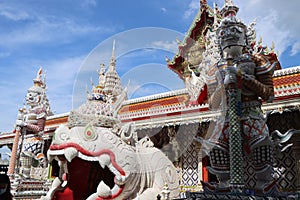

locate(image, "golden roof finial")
(270, 41), (275, 53)
(258, 36), (263, 46)
(36, 67), (42, 80)
(264, 45), (269, 54)
(165, 56), (170, 62)
(176, 38), (181, 45)
(33, 67), (44, 87)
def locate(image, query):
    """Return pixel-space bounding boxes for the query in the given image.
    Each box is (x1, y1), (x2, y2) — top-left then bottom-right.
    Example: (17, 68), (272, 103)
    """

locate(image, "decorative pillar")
(227, 70), (244, 191)
(7, 127), (21, 177)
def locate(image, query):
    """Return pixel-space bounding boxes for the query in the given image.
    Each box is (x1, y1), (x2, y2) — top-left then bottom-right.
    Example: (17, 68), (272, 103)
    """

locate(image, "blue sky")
(0, 0), (300, 132)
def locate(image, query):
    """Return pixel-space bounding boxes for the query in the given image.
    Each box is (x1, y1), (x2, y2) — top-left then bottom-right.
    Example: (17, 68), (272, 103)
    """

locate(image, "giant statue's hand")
(224, 66), (237, 86)
(242, 73), (255, 81)
(16, 120), (27, 127)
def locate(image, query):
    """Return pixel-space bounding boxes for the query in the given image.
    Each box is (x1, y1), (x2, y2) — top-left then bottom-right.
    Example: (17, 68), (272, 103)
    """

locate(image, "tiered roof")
(273, 66), (300, 101)
(167, 1), (215, 78)
(167, 1), (281, 79)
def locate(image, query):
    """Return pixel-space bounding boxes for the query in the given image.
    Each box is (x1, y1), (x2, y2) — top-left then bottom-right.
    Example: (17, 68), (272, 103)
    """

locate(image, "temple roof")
(167, 1), (281, 80)
(167, 2), (215, 79)
(273, 66), (300, 101)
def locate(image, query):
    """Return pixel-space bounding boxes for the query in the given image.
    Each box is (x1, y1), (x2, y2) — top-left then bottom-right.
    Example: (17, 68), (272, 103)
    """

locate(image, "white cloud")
(161, 7), (167, 13)
(81, 0), (97, 8)
(0, 15), (114, 48)
(0, 52), (10, 58)
(152, 40), (178, 53)
(129, 83), (169, 99)
(120, 63), (184, 100)
(0, 3), (116, 50)
(0, 67), (36, 132)
(184, 0), (200, 19)
(46, 56), (84, 86)
(126, 80), (143, 99)
(291, 42), (300, 56)
(45, 56), (86, 113)
(126, 79), (173, 100)
(208, 0), (300, 60)
(232, 0), (300, 57)
(0, 5), (30, 21)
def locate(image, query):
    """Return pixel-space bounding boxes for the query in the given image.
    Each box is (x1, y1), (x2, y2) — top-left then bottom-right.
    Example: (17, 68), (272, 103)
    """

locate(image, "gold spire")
(109, 39), (116, 67)
(112, 39), (116, 58)
(104, 40), (122, 97)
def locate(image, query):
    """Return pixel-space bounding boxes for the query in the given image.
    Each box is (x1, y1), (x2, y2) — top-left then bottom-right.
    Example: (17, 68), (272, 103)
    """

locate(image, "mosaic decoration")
(227, 88), (243, 188)
(243, 156), (256, 189)
(181, 143), (199, 187)
(274, 147), (297, 191)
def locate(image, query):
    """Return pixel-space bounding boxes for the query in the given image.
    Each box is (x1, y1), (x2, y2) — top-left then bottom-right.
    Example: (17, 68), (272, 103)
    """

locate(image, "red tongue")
(63, 173), (67, 181)
(53, 187), (74, 200)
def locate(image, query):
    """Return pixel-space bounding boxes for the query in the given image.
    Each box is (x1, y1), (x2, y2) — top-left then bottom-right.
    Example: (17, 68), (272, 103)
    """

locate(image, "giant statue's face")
(218, 26), (246, 49)
(26, 90), (41, 106)
(217, 17), (247, 57)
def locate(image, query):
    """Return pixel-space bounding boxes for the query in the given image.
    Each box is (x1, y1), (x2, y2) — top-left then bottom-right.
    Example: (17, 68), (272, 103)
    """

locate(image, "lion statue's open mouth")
(41, 124), (179, 200)
(48, 143), (126, 200)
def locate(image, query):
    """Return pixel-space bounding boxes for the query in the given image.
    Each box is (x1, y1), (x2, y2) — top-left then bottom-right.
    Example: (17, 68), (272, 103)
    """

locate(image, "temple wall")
(140, 109), (300, 192)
